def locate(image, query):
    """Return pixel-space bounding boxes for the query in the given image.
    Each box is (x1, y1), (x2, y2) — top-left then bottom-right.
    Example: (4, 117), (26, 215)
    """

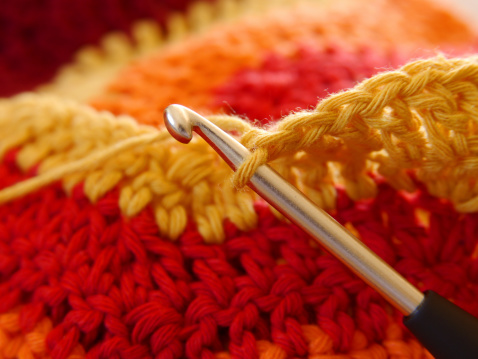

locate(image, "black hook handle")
(403, 290), (478, 359)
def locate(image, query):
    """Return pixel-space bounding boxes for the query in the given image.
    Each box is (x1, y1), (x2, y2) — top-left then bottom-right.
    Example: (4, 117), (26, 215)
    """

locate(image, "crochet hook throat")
(164, 104), (424, 316)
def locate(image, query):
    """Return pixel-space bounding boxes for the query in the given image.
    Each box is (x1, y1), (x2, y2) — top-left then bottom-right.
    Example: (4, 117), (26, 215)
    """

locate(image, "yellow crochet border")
(234, 56), (478, 212)
(0, 94), (257, 243)
(2, 56), (478, 244)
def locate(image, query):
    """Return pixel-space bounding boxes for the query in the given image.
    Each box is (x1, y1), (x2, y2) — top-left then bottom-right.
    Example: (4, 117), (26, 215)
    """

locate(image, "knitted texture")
(1, 0), (478, 358)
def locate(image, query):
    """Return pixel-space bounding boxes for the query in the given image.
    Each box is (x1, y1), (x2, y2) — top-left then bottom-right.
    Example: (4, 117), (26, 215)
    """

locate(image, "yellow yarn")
(0, 94), (257, 243)
(234, 56), (478, 212)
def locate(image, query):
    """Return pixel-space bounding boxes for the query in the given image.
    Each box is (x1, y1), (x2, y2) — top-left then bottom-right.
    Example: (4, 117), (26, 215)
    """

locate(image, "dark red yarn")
(214, 45), (407, 124)
(0, 0), (210, 96)
(2, 151), (478, 358)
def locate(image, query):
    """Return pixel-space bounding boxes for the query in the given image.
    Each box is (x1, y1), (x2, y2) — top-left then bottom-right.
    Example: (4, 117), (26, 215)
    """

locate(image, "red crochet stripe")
(1, 152), (478, 358)
(0, 0), (211, 96)
(213, 45), (407, 124)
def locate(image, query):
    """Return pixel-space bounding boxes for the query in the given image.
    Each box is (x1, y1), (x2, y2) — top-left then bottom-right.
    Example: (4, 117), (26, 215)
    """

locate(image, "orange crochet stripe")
(0, 309), (85, 359)
(90, 0), (474, 127)
(232, 56), (478, 212)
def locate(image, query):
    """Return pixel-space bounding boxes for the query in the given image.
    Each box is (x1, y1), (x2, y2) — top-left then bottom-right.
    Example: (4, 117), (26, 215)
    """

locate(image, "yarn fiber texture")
(1, 0), (478, 358)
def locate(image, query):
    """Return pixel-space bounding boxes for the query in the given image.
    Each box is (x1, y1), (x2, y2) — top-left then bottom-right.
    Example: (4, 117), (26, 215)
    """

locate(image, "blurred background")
(444, 0), (478, 26)
(0, 0), (476, 98)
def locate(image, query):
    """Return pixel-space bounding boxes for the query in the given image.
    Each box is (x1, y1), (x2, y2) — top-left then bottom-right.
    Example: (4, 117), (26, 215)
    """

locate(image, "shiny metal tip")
(164, 104), (195, 144)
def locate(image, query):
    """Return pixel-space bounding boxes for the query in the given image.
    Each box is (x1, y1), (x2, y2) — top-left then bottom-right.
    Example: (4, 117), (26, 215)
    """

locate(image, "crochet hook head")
(164, 104), (249, 170)
(163, 104), (195, 144)
(164, 105), (478, 359)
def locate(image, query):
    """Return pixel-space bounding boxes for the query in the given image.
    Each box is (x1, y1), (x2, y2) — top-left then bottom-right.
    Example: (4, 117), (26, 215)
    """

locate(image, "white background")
(442, 0), (478, 28)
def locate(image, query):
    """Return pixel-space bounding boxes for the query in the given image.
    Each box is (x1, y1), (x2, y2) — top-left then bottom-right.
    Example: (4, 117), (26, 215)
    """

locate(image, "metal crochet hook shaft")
(164, 104), (478, 359)
(165, 104), (423, 314)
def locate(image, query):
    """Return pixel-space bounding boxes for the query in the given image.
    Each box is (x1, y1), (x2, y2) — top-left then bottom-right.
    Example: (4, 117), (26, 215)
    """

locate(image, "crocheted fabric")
(0, 0), (209, 96)
(1, 0), (478, 358)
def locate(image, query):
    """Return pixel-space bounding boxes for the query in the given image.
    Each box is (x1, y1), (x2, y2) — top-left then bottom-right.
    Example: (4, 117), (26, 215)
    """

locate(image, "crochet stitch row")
(3, 148), (478, 358)
(234, 57), (478, 212)
(0, 94), (256, 244)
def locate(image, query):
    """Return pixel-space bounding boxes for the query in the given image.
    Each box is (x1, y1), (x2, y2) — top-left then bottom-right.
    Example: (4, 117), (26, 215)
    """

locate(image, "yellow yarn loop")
(234, 56), (478, 211)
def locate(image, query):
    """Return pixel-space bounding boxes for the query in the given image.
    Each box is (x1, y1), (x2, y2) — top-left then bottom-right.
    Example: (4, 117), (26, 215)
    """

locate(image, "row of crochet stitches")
(89, 0), (474, 123)
(1, 152), (478, 358)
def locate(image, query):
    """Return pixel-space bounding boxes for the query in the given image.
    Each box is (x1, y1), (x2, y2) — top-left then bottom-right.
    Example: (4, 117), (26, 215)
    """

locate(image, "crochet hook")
(164, 104), (478, 359)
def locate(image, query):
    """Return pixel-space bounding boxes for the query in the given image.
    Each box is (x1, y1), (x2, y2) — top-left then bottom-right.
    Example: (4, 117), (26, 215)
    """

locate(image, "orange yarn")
(0, 309), (85, 359)
(91, 0), (474, 127)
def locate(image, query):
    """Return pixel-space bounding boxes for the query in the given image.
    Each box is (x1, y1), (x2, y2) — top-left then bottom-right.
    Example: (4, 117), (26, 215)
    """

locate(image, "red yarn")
(1, 153), (478, 358)
(214, 45), (406, 124)
(0, 0), (210, 96)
